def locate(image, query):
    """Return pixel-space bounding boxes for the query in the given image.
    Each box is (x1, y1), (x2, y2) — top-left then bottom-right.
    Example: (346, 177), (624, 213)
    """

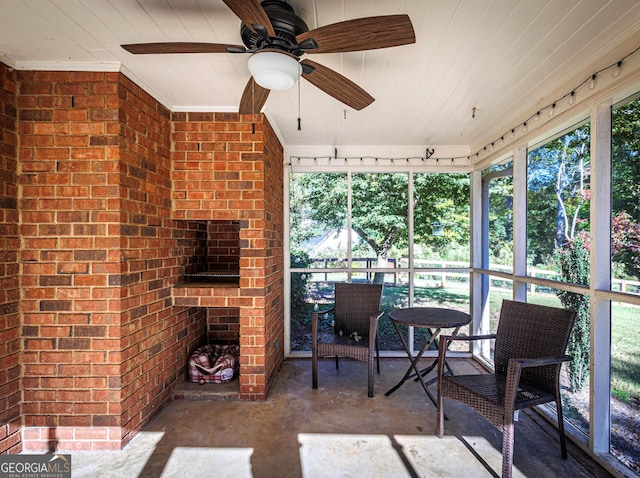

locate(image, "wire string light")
(287, 154), (474, 166)
(287, 145), (471, 166)
(471, 45), (640, 159)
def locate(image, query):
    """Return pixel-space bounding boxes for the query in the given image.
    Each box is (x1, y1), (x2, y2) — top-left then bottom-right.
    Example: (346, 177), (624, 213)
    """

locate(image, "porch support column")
(590, 101), (612, 454)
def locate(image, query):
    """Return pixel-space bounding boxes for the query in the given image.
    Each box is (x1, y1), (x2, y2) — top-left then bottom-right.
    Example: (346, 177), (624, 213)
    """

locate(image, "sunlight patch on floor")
(160, 447), (253, 478)
(461, 434), (529, 478)
(395, 435), (496, 477)
(298, 433), (504, 477)
(298, 433), (407, 478)
(70, 431), (165, 478)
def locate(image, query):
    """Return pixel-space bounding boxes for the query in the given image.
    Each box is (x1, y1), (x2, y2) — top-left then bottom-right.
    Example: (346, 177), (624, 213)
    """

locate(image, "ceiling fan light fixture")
(247, 51), (301, 90)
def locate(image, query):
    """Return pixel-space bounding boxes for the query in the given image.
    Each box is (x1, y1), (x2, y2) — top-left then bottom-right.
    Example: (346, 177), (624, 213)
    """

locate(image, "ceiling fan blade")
(239, 77), (271, 115)
(122, 42), (245, 54)
(223, 0), (275, 37)
(296, 15), (415, 54)
(301, 59), (374, 111)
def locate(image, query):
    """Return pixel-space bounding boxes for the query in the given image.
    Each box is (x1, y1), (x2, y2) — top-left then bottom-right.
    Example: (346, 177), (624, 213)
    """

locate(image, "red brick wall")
(207, 307), (240, 344)
(0, 62), (22, 454)
(17, 70), (123, 450)
(171, 112), (284, 399)
(116, 75), (206, 445)
(262, 119), (285, 388)
(16, 71), (207, 451)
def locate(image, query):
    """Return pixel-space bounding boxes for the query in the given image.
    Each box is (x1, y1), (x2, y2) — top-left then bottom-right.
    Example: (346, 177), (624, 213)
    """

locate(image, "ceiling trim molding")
(172, 105), (239, 113)
(0, 54), (17, 69)
(10, 60), (121, 72)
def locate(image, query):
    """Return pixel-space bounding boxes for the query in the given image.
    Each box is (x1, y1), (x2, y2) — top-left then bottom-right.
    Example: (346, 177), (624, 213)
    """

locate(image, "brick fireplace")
(0, 63), (284, 453)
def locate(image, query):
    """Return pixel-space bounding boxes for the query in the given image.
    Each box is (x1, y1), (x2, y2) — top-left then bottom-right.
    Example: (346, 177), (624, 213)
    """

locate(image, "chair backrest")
(333, 283), (383, 336)
(494, 299), (576, 392)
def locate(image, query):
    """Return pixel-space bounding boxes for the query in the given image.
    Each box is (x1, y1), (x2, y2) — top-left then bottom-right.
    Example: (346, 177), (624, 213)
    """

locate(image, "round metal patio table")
(384, 307), (472, 408)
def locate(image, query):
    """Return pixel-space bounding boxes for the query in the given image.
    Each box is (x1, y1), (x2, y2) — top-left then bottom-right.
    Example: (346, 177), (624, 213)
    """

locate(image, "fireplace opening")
(178, 220), (240, 286)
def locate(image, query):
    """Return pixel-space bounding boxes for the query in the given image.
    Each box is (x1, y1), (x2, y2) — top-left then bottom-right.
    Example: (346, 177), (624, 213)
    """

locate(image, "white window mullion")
(283, 166), (292, 356)
(408, 172), (415, 354)
(408, 172), (414, 305)
(470, 170), (485, 356)
(590, 101), (613, 454)
(347, 170), (353, 282)
(513, 147), (528, 302)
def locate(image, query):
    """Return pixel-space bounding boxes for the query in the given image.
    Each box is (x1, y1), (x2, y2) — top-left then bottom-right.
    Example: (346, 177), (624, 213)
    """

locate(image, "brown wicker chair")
(312, 283), (383, 397)
(436, 299), (576, 478)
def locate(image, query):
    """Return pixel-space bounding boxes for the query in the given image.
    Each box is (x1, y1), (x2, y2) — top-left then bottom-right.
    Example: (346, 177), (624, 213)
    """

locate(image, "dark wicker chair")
(312, 283), (383, 397)
(436, 299), (576, 478)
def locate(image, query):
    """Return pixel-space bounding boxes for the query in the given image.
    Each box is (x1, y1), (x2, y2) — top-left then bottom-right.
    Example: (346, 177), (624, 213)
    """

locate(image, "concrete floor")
(69, 358), (611, 478)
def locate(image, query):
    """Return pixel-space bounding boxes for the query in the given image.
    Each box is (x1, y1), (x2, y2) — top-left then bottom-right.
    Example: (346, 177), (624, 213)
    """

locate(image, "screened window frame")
(285, 165), (472, 359)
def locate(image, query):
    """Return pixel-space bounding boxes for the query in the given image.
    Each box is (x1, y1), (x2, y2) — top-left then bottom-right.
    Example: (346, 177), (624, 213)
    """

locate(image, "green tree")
(290, 250), (311, 309)
(527, 125), (590, 265)
(289, 172), (470, 282)
(413, 173), (471, 259)
(555, 234), (590, 391)
(612, 97), (640, 278)
(289, 173), (347, 247)
(351, 173), (409, 279)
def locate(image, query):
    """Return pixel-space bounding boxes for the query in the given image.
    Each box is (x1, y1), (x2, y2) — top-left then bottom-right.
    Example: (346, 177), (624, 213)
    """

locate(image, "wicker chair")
(436, 299), (576, 478)
(312, 283), (384, 398)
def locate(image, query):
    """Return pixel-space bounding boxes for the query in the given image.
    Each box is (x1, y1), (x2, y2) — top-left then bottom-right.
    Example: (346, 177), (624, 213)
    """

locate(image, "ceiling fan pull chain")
(252, 79), (256, 135)
(297, 67), (302, 131)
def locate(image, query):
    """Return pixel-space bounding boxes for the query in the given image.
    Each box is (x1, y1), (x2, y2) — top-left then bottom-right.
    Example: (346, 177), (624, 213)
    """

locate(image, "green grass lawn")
(610, 303), (640, 402)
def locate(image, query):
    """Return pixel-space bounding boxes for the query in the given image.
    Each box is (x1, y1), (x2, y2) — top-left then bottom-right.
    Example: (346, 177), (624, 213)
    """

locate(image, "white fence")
(302, 258), (640, 295)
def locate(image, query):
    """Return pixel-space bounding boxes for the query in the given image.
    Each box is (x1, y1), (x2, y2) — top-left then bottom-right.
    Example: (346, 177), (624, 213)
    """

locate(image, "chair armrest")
(503, 354), (573, 415)
(312, 307), (335, 345)
(367, 311), (384, 349)
(437, 334), (495, 362)
(311, 307), (335, 330)
(436, 334), (497, 380)
(439, 334), (496, 343)
(509, 355), (572, 369)
(317, 307), (335, 316)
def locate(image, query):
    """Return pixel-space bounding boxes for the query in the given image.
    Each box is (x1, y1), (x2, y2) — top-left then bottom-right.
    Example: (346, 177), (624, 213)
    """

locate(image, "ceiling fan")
(121, 0), (416, 114)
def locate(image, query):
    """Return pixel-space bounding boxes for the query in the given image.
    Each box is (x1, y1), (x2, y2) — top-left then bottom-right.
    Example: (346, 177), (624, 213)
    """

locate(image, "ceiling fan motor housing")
(241, 0), (310, 56)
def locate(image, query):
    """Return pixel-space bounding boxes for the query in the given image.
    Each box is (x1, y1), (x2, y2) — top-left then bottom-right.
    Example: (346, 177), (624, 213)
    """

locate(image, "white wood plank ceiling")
(1, 0), (640, 155)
